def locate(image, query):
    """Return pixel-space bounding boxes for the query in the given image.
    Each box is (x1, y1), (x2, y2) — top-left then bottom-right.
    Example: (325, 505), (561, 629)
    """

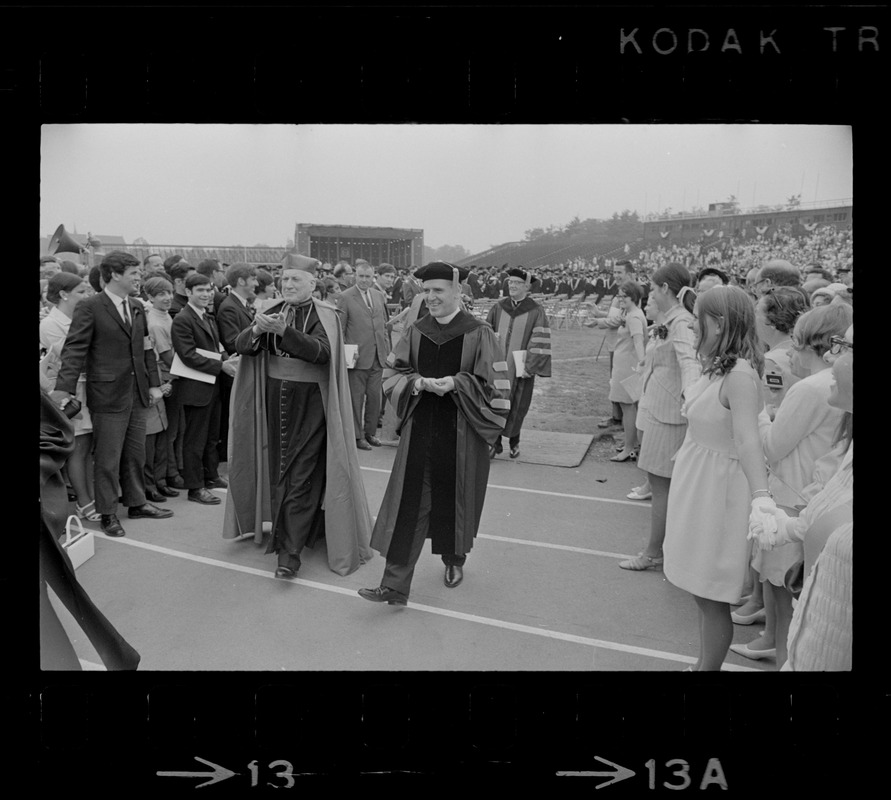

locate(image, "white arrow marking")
(157, 756), (238, 788)
(557, 756), (636, 788)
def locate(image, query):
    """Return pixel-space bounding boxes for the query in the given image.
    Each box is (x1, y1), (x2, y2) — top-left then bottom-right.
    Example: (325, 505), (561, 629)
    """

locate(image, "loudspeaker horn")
(48, 224), (85, 255)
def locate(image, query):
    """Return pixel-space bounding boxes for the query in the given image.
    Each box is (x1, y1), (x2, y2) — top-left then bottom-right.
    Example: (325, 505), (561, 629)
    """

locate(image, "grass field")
(524, 327), (614, 435)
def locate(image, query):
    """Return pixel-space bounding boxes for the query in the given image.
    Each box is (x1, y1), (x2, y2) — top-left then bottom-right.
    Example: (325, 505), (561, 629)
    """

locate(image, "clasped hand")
(747, 497), (787, 551)
(254, 312), (288, 337)
(420, 376), (455, 395)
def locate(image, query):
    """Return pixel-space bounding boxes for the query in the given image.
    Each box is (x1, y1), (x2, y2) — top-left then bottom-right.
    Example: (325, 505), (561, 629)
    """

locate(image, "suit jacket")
(336, 285), (391, 370)
(55, 292), (160, 413)
(216, 293), (255, 355)
(170, 303), (226, 407)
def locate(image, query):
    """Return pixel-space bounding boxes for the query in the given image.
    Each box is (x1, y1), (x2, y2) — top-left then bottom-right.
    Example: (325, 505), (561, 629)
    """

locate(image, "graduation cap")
(414, 261), (470, 289)
(281, 253), (321, 275)
(507, 267), (534, 288)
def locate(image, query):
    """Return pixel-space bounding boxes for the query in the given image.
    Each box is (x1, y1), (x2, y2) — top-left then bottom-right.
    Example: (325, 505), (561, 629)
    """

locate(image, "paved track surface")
(55, 443), (770, 672)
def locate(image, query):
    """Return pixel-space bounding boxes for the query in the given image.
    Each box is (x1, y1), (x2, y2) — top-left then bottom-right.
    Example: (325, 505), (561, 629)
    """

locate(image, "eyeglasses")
(829, 336), (853, 356)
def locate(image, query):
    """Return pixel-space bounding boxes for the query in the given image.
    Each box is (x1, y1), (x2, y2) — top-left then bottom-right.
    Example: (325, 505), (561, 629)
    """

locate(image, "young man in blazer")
(170, 273), (239, 504)
(51, 251), (173, 537)
(336, 262), (391, 450)
(216, 262), (258, 355)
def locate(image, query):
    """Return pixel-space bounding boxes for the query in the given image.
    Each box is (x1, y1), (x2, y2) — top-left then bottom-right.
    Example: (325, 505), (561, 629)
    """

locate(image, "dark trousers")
(91, 398), (149, 515)
(348, 361), (383, 440)
(180, 391), (221, 490)
(381, 463), (466, 598)
(164, 386), (185, 479)
(144, 428), (169, 493)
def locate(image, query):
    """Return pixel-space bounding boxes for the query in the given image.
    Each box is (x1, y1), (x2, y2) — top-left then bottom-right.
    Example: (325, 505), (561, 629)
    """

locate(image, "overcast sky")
(40, 124), (852, 255)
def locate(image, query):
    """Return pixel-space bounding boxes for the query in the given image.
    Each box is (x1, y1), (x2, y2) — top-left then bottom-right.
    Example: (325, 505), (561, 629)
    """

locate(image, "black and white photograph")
(23, 3), (875, 790)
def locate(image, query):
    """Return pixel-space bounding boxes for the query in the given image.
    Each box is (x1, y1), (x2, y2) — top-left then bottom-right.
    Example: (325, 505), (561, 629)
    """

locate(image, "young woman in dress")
(663, 285), (770, 671)
(607, 281), (648, 462)
(39, 272), (100, 522)
(619, 263), (700, 569)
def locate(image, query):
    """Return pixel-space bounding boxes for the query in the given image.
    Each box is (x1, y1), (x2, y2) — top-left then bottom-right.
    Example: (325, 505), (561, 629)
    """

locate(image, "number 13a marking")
(645, 758), (728, 790)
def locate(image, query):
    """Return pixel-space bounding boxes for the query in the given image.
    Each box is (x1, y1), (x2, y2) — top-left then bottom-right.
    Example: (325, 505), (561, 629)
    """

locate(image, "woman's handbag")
(62, 514), (95, 569)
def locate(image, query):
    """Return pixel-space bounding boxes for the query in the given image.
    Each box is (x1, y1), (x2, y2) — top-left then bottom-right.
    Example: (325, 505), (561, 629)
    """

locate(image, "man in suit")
(170, 273), (239, 505)
(374, 263), (397, 303)
(196, 258), (229, 315)
(51, 251), (173, 537)
(216, 262), (258, 355)
(400, 268), (422, 308)
(336, 262), (391, 450)
(167, 261), (197, 317)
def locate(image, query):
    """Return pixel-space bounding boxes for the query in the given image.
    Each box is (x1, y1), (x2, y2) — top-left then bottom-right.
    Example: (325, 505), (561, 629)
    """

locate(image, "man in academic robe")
(485, 268), (552, 459)
(222, 255), (374, 578)
(357, 262), (510, 606)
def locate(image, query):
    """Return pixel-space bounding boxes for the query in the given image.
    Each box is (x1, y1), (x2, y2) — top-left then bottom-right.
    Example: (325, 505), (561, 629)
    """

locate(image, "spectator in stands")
(58, 260), (80, 275)
(142, 276), (178, 502)
(835, 263), (852, 288)
(745, 267), (762, 300)
(802, 277), (831, 299)
(40, 272), (100, 522)
(167, 261), (196, 317)
(752, 259), (802, 298)
(696, 267), (728, 293)
(323, 276), (342, 300)
(804, 264), (831, 282)
(811, 282), (849, 307)
(40, 255), (62, 279)
(163, 254), (183, 272)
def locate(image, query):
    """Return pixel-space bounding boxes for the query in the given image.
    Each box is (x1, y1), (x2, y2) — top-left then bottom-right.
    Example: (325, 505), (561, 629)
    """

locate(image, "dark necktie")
(122, 299), (131, 329)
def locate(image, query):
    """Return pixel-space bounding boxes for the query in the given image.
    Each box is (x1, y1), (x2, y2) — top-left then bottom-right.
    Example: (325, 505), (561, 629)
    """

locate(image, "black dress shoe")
(274, 566), (298, 580)
(167, 474), (186, 489)
(100, 514), (126, 537)
(144, 489), (168, 503)
(444, 564), (464, 588)
(188, 488), (221, 505)
(366, 436), (382, 447)
(358, 586), (408, 606)
(157, 485), (180, 498)
(356, 439), (373, 451)
(128, 503), (174, 519)
(205, 476), (228, 489)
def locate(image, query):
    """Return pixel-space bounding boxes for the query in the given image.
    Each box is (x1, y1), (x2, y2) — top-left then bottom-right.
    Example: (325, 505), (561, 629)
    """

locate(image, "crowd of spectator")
(39, 219), (852, 671)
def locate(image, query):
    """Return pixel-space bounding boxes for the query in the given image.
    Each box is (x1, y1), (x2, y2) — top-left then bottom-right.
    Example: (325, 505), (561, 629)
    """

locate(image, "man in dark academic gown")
(222, 254), (374, 578)
(486, 268), (552, 459)
(358, 262), (510, 605)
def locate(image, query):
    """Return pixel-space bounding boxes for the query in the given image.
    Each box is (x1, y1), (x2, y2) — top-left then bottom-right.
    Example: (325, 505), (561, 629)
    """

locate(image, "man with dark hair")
(217, 263), (258, 354)
(163, 254), (183, 271)
(804, 264), (833, 283)
(171, 273), (237, 504)
(143, 254), (165, 277)
(50, 251), (173, 537)
(374, 263), (397, 301)
(696, 266), (729, 292)
(167, 261), (196, 317)
(224, 255), (374, 579)
(333, 261), (355, 290)
(358, 262), (510, 605)
(87, 265), (103, 293)
(400, 267), (422, 308)
(196, 258), (228, 314)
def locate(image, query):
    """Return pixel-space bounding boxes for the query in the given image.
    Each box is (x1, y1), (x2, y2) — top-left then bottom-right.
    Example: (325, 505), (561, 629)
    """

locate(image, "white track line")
(92, 533), (759, 671)
(477, 534), (634, 560)
(360, 466), (651, 508)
